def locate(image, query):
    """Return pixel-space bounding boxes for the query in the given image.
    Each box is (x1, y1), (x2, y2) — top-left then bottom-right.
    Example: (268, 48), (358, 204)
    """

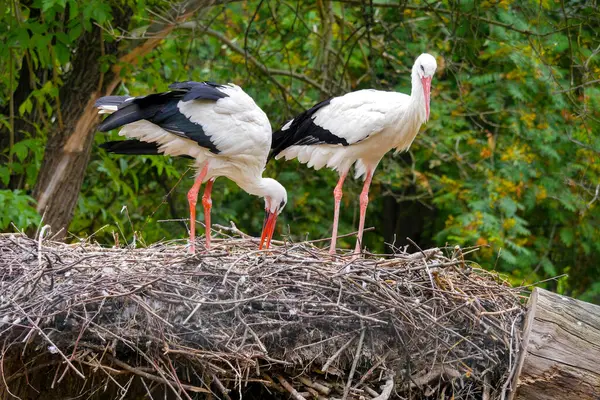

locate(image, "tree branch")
(332, 0), (571, 37)
(182, 23), (321, 107)
(201, 24), (326, 96)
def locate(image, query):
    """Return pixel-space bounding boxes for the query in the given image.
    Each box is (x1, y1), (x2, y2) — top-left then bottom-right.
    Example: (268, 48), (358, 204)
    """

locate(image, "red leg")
(187, 163), (209, 253)
(329, 172), (347, 254)
(202, 178), (215, 249)
(354, 170), (373, 256)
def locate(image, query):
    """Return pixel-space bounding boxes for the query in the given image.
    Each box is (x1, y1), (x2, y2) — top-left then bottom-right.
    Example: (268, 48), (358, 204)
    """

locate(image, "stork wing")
(271, 89), (409, 159)
(97, 81), (231, 154)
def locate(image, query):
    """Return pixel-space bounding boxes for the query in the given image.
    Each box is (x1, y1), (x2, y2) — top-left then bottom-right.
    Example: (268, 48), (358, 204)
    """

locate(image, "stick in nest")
(372, 376), (394, 400)
(276, 375), (305, 400)
(9, 300), (85, 379)
(342, 327), (366, 400)
(109, 357), (209, 395)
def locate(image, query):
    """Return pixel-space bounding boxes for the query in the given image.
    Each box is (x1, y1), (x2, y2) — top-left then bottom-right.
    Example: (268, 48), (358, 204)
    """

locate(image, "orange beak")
(259, 210), (278, 249)
(421, 76), (432, 121)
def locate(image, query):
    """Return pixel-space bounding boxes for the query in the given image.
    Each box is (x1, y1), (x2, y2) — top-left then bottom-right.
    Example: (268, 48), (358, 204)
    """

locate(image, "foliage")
(0, 189), (40, 231)
(1, 0), (599, 302)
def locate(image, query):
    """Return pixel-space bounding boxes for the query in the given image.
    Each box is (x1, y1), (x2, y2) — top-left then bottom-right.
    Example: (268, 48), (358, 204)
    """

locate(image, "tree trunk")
(509, 287), (600, 400)
(32, 10), (131, 238)
(31, 0), (218, 239)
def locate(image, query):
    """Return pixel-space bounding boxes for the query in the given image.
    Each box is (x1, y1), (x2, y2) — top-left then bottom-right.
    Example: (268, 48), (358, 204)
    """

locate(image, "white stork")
(271, 53), (437, 255)
(95, 81), (287, 253)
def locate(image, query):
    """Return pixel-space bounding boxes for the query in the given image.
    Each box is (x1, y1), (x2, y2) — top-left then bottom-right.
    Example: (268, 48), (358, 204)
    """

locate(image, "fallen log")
(509, 287), (600, 400)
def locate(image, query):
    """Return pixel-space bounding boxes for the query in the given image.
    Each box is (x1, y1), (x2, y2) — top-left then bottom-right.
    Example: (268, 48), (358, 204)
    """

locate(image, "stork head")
(259, 178), (287, 250)
(414, 53), (437, 121)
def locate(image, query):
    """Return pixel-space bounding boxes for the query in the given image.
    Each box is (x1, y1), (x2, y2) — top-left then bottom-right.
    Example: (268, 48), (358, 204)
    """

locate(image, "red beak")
(421, 76), (432, 121)
(259, 210), (278, 249)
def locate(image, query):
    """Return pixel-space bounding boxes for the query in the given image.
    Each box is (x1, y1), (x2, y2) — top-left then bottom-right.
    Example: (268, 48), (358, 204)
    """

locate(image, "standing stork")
(95, 81), (287, 253)
(270, 53), (437, 255)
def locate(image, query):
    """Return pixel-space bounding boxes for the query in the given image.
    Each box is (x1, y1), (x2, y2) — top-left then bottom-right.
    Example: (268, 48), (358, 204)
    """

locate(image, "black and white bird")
(271, 53), (437, 255)
(95, 81), (287, 253)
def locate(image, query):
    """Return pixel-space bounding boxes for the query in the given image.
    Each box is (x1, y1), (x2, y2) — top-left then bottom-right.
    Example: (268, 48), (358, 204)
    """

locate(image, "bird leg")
(202, 178), (215, 249)
(330, 172), (348, 254)
(187, 163), (209, 254)
(354, 170), (373, 256)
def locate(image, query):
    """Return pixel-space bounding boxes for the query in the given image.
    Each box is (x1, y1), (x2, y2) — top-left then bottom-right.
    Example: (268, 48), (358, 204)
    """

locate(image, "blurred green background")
(1, 0), (599, 302)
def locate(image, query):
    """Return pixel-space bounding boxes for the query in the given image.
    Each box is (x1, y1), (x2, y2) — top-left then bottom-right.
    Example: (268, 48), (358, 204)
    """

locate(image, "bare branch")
(332, 0), (572, 37)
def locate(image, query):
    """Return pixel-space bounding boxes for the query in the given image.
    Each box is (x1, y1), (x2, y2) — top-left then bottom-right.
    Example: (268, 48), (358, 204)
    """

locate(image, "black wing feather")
(169, 81), (229, 102)
(95, 96), (131, 108)
(100, 140), (160, 155)
(96, 81), (230, 154)
(97, 94), (167, 131)
(100, 140), (193, 159)
(269, 98), (348, 160)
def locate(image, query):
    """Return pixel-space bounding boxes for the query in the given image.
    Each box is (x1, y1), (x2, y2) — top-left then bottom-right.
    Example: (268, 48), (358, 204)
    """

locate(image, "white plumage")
(96, 82), (287, 252)
(271, 53), (438, 255)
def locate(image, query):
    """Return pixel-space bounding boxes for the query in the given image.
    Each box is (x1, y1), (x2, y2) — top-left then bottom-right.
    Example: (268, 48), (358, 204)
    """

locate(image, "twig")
(406, 237), (435, 289)
(371, 376), (394, 400)
(322, 335), (356, 372)
(483, 374), (491, 400)
(410, 366), (461, 388)
(480, 306), (520, 316)
(342, 327), (365, 400)
(354, 350), (391, 389)
(140, 378), (155, 400)
(298, 376), (331, 395)
(109, 357), (209, 394)
(37, 225), (50, 268)
(306, 227), (376, 244)
(212, 373), (232, 400)
(276, 375), (306, 400)
(9, 300), (85, 379)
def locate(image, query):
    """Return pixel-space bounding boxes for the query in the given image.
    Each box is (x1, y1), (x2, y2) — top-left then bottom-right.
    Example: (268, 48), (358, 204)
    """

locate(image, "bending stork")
(96, 81), (287, 253)
(270, 54), (437, 255)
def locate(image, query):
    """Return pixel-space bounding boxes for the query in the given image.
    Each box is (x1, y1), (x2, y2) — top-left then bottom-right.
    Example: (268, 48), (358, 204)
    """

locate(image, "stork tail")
(100, 140), (160, 155)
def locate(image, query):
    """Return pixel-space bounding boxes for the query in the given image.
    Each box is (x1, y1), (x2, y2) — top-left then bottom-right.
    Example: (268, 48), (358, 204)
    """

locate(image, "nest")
(0, 230), (524, 400)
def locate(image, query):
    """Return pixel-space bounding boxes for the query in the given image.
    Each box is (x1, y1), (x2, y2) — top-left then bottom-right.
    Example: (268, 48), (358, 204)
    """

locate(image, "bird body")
(99, 84), (271, 183)
(96, 81), (286, 252)
(274, 89), (425, 178)
(271, 53), (437, 255)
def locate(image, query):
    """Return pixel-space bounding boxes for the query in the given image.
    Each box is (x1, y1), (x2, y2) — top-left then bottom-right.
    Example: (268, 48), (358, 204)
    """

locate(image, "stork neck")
(236, 175), (286, 214)
(235, 175), (274, 200)
(409, 69), (427, 123)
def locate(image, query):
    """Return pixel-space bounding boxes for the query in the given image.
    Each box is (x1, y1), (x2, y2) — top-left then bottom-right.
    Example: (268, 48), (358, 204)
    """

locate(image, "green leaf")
(69, 23), (82, 41)
(0, 166), (10, 186)
(18, 99), (33, 116)
(12, 141), (29, 162)
(541, 257), (557, 276)
(498, 197), (518, 216)
(559, 227), (574, 247)
(68, 0), (79, 19)
(91, 2), (112, 24)
(54, 42), (70, 64)
(42, 0), (57, 12)
(55, 32), (71, 45)
(8, 27), (30, 48)
(0, 190), (40, 230)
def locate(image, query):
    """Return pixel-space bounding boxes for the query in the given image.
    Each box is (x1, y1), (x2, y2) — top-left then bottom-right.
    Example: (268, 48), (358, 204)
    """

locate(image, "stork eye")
(420, 65), (425, 72)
